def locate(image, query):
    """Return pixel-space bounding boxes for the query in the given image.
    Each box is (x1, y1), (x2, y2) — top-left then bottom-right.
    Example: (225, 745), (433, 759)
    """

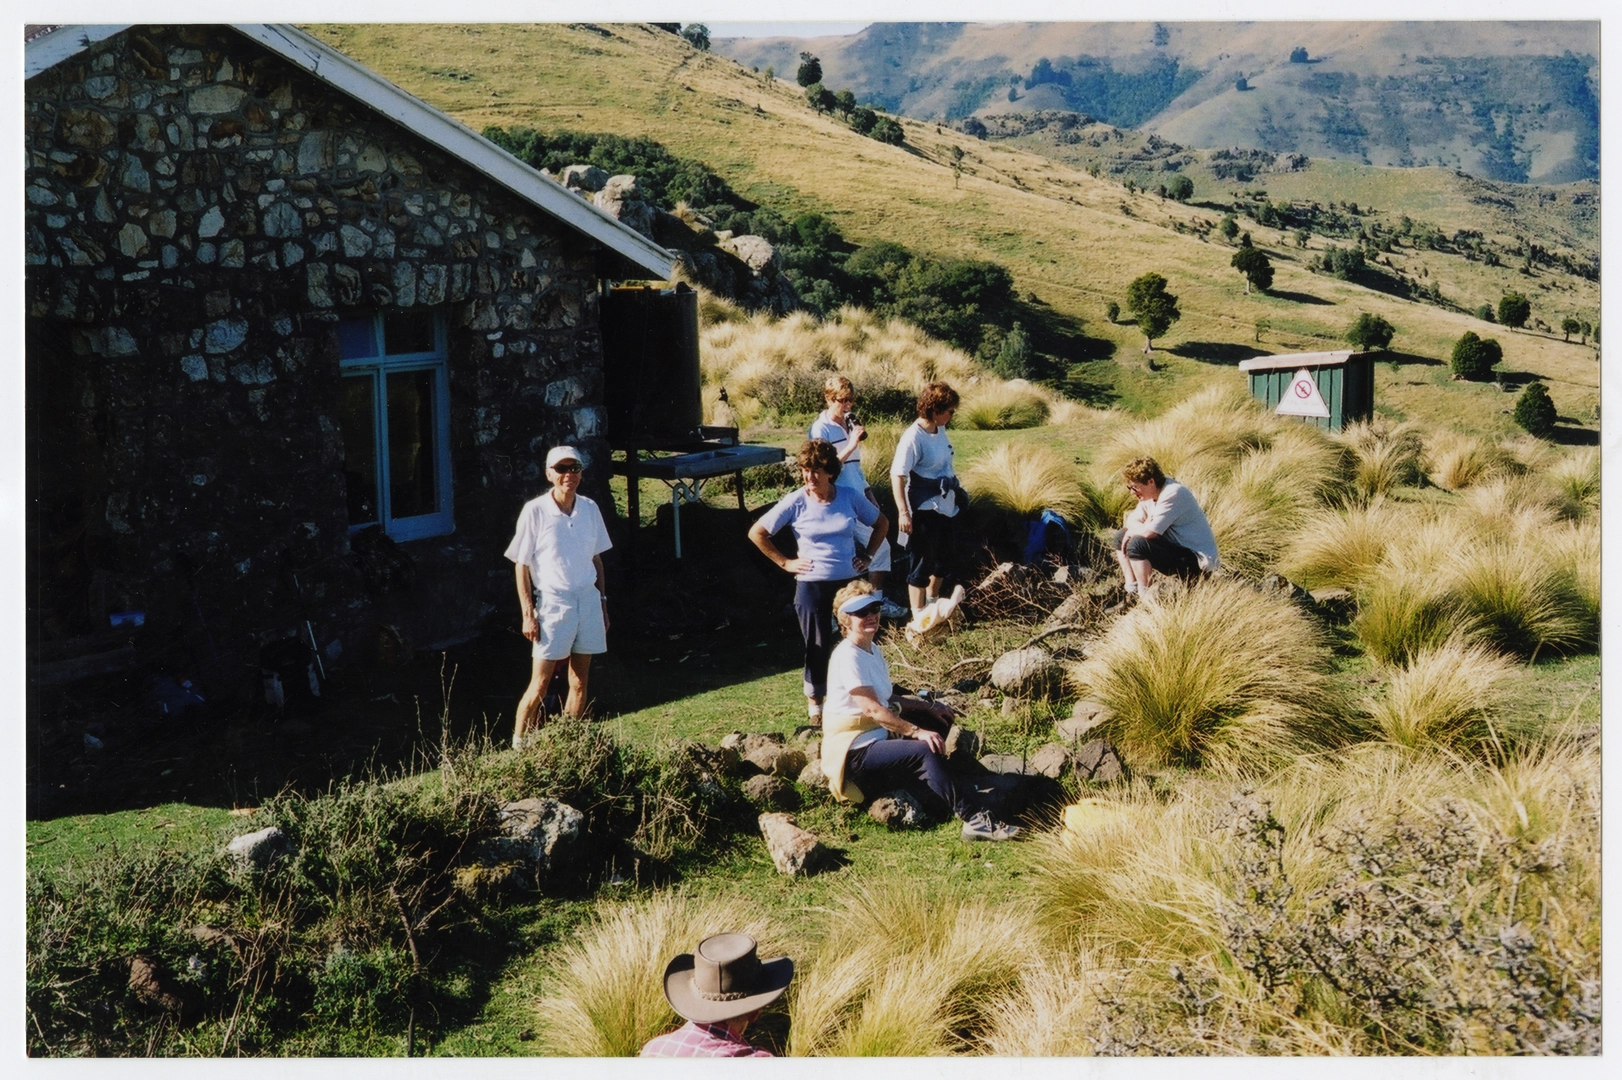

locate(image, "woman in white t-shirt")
(808, 375), (905, 618)
(890, 381), (964, 617)
(818, 580), (1022, 843)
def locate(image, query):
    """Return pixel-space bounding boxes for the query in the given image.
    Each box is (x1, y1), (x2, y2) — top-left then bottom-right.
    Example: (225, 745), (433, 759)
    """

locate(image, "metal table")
(613, 440), (785, 558)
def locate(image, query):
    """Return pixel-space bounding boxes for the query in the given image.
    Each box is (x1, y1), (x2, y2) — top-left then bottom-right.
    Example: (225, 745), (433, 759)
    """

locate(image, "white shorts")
(854, 520), (892, 573)
(533, 585), (607, 661)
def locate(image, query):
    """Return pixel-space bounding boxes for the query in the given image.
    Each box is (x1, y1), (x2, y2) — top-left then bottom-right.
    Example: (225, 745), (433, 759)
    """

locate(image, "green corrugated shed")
(1238, 350), (1374, 432)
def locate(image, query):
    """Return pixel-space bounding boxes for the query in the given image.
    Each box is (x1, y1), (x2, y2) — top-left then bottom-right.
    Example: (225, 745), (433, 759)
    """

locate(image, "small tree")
(680, 24), (711, 51)
(993, 322), (1033, 379)
(1254, 317), (1271, 343)
(1235, 76), (1249, 91)
(1497, 292), (1531, 331)
(870, 116), (905, 146)
(1105, 300), (1120, 323)
(1294, 228), (1310, 248)
(1345, 312), (1396, 351)
(849, 107), (877, 135)
(1165, 174), (1194, 201)
(1231, 247), (1274, 294)
(805, 83), (835, 112)
(949, 144), (965, 188)
(1125, 272), (1181, 353)
(1513, 381), (1557, 437)
(763, 64), (775, 83)
(1450, 331), (1503, 381)
(834, 88), (856, 115)
(796, 52), (822, 87)
(1474, 303), (1496, 323)
(1219, 214), (1240, 242)
(1579, 319), (1592, 344)
(1290, 46), (1310, 63)
(1561, 316), (1581, 342)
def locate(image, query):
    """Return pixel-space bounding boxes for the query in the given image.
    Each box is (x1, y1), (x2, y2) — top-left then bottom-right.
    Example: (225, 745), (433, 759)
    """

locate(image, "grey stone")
(189, 85), (246, 114)
(867, 789), (928, 829)
(745, 743), (787, 775)
(593, 175), (655, 238)
(262, 202), (301, 238)
(717, 234), (778, 273)
(204, 318), (248, 354)
(741, 774), (799, 811)
(797, 758), (827, 792)
(758, 812), (823, 876)
(1028, 742), (1072, 779)
(117, 223), (149, 257)
(227, 825), (291, 868)
(976, 561), (1032, 592)
(980, 754), (1035, 775)
(1056, 700), (1112, 742)
(486, 797), (584, 871)
(1052, 564), (1095, 586)
(943, 725), (981, 767)
(770, 747), (808, 779)
(198, 206), (225, 237)
(1041, 592), (1089, 631)
(559, 164), (608, 192)
(990, 647), (1063, 699)
(719, 732), (748, 752)
(1074, 739), (1127, 783)
(739, 732), (786, 755)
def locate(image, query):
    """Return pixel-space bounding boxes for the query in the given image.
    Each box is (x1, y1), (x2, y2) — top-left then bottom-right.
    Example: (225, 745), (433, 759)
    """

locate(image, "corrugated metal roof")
(26, 23), (677, 281)
(1238, 350), (1356, 372)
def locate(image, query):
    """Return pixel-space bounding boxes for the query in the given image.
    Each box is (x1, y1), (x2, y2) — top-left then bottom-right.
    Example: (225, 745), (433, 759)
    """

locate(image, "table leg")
(735, 470), (746, 512)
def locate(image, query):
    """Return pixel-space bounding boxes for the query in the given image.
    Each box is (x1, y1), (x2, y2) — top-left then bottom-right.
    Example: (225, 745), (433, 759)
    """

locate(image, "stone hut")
(24, 24), (676, 686)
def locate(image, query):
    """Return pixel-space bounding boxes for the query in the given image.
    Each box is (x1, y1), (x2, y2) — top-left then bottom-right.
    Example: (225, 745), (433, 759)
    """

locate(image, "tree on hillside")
(680, 24), (710, 51)
(1235, 76), (1249, 91)
(1450, 331), (1503, 382)
(1579, 319), (1593, 344)
(1498, 292), (1531, 331)
(1219, 214), (1239, 242)
(1125, 272), (1181, 354)
(1345, 312), (1396, 352)
(1560, 316), (1581, 342)
(1231, 247), (1274, 294)
(797, 52), (822, 87)
(1290, 46), (1310, 63)
(1513, 382), (1558, 437)
(834, 88), (857, 115)
(949, 144), (965, 188)
(1474, 303), (1496, 323)
(992, 322), (1033, 379)
(850, 107), (877, 135)
(870, 116), (905, 146)
(805, 83), (835, 112)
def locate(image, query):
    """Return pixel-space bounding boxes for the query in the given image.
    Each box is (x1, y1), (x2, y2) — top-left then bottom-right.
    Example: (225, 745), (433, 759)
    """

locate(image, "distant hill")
(715, 22), (1599, 184)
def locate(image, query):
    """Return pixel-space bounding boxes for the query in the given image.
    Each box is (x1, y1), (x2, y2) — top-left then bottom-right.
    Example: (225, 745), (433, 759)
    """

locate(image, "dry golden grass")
(1068, 577), (1347, 771)
(961, 441), (1097, 525)
(1547, 446), (1601, 515)
(1365, 638), (1520, 753)
(1334, 416), (1426, 499)
(1443, 539), (1595, 658)
(957, 379), (1051, 430)
(532, 892), (780, 1056)
(1279, 496), (1407, 590)
(1423, 431), (1523, 491)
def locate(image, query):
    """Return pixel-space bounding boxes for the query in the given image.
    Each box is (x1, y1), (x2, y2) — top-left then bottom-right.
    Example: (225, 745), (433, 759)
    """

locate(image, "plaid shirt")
(639, 1020), (773, 1058)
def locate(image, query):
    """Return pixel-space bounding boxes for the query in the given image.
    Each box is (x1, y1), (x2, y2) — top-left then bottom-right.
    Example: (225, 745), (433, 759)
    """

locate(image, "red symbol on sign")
(1276, 368), (1330, 418)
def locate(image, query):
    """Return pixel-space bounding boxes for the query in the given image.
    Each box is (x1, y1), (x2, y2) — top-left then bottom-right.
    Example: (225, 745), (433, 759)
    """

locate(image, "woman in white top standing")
(808, 376), (907, 620)
(890, 381), (964, 617)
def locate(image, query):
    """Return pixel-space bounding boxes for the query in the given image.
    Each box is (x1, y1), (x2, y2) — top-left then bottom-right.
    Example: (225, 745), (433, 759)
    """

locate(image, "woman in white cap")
(639, 933), (794, 1057)
(504, 445), (612, 748)
(820, 580), (1022, 842)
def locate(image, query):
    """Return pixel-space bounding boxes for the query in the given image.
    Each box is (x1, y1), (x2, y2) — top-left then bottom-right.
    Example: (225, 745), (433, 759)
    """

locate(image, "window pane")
(383, 311), (436, 355)
(338, 316), (379, 360)
(386, 369), (438, 519)
(337, 375), (379, 525)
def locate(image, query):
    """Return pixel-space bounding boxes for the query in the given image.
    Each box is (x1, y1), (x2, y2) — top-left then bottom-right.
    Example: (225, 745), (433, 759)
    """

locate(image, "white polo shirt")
(504, 492), (613, 594)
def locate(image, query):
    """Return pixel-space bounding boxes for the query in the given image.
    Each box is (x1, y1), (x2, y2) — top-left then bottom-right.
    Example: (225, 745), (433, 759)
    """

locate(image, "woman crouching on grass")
(749, 440), (889, 725)
(819, 580), (1022, 843)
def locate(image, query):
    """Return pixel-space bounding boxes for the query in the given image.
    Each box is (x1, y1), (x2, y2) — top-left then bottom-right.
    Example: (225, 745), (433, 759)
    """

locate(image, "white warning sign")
(1275, 368), (1330, 418)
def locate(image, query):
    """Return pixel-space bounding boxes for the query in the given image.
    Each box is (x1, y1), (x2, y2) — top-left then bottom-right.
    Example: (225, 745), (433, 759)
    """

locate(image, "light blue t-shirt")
(757, 485), (881, 582)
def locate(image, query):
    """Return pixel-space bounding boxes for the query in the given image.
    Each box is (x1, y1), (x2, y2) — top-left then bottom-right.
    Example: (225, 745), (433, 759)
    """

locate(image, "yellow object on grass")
(1062, 799), (1121, 835)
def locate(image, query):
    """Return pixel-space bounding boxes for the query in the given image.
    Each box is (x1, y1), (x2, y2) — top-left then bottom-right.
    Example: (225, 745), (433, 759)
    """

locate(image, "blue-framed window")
(336, 310), (454, 541)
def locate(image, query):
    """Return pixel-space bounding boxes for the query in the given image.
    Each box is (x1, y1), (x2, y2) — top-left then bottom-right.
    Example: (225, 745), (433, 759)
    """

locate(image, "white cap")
(546, 445), (585, 470)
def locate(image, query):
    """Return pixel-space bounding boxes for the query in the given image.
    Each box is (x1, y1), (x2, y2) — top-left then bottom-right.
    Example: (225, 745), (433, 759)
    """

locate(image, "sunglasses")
(552, 463), (582, 474)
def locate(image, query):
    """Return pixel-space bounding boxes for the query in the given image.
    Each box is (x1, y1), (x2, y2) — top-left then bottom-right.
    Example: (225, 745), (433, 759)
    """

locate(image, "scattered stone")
(717, 234), (778, 274)
(1257, 573), (1314, 610)
(990, 647), (1063, 699)
(1028, 742), (1073, 779)
(976, 561), (1032, 592)
(758, 812), (824, 875)
(741, 774), (799, 811)
(739, 732), (786, 755)
(745, 743), (786, 775)
(770, 747), (808, 779)
(488, 798), (584, 871)
(1074, 739), (1128, 783)
(454, 862), (527, 897)
(687, 743), (743, 779)
(719, 732), (747, 752)
(867, 789), (927, 829)
(593, 175), (656, 238)
(558, 164), (608, 193)
(1056, 700), (1113, 742)
(226, 825), (290, 869)
(797, 758), (827, 792)
(128, 955), (190, 1017)
(980, 753), (1034, 775)
(1309, 586), (1356, 623)
(1041, 592), (1089, 631)
(943, 725), (981, 767)
(1052, 564), (1096, 587)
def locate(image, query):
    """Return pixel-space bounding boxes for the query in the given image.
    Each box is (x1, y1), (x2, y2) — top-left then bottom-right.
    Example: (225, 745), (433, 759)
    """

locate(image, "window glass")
(386, 369), (438, 519)
(338, 317), (379, 360)
(384, 311), (436, 356)
(338, 375), (379, 524)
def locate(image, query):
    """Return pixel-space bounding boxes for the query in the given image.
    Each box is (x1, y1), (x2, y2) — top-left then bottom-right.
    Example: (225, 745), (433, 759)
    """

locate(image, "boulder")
(867, 789), (927, 829)
(1041, 591), (1090, 632)
(488, 798), (585, 871)
(454, 862), (528, 898)
(770, 747), (809, 779)
(976, 561), (1032, 592)
(717, 234), (779, 274)
(559, 164), (608, 193)
(226, 826), (290, 869)
(742, 774), (800, 811)
(1056, 700), (1113, 742)
(943, 725), (981, 768)
(740, 732), (786, 755)
(758, 812), (823, 875)
(745, 743), (787, 775)
(719, 732), (748, 752)
(1028, 742), (1073, 780)
(1073, 739), (1128, 783)
(687, 743), (743, 779)
(593, 175), (656, 239)
(980, 753), (1035, 775)
(990, 647), (1063, 699)
(797, 758), (827, 792)
(129, 955), (191, 1018)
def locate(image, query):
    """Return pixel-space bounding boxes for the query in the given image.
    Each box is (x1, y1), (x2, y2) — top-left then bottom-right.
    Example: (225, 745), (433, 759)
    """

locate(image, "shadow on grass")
(1266, 289), (1336, 306)
(1377, 349), (1443, 368)
(1547, 425), (1599, 446)
(1167, 341), (1270, 365)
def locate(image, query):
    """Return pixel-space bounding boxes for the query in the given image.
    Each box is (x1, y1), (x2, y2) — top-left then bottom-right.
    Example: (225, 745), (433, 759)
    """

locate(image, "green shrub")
(1497, 292), (1531, 330)
(1345, 312), (1396, 351)
(1513, 381), (1558, 437)
(1450, 331), (1502, 381)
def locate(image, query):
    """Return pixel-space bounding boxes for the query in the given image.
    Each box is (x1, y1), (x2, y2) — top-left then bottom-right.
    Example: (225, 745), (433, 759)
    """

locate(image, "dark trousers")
(844, 708), (965, 819)
(905, 509), (957, 589)
(794, 577), (853, 700)
(1114, 530), (1202, 579)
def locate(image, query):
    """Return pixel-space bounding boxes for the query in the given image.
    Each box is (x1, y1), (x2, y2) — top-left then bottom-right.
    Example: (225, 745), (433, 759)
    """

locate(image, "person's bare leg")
(1128, 558), (1155, 590)
(515, 656), (563, 746)
(908, 583), (929, 613)
(563, 653), (594, 718)
(928, 574), (947, 602)
(1115, 547), (1135, 588)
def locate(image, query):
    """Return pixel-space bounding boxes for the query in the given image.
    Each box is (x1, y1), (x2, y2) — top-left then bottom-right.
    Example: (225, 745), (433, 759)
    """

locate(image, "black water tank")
(601, 284), (701, 448)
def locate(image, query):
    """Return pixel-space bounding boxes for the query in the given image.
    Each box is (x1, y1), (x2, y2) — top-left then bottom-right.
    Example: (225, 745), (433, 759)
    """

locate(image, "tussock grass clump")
(956, 380), (1050, 429)
(1068, 577), (1346, 771)
(533, 893), (779, 1056)
(1424, 432), (1522, 491)
(961, 441), (1092, 523)
(1547, 520), (1600, 629)
(1351, 571), (1469, 665)
(1279, 497), (1406, 590)
(1189, 437), (1349, 578)
(788, 882), (1037, 1056)
(1092, 384), (1276, 481)
(1547, 446), (1600, 513)
(1443, 541), (1594, 658)
(1366, 638), (1520, 753)
(1335, 417), (1425, 499)
(1453, 475), (1567, 540)
(980, 950), (1121, 1056)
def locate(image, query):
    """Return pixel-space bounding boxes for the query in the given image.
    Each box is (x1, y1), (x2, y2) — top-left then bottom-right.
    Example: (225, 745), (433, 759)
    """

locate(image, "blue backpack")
(1023, 508), (1072, 565)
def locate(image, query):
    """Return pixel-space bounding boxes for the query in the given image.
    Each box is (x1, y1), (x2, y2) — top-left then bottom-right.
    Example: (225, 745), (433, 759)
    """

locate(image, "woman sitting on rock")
(819, 580), (1022, 843)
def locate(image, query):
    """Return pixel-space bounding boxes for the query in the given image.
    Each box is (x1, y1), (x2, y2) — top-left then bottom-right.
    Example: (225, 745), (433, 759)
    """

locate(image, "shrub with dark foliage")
(1513, 381), (1558, 437)
(1345, 312), (1396, 351)
(1450, 331), (1502, 381)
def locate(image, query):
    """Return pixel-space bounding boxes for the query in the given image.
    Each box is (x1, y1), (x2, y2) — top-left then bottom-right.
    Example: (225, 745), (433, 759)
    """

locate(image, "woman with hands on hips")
(749, 440), (889, 725)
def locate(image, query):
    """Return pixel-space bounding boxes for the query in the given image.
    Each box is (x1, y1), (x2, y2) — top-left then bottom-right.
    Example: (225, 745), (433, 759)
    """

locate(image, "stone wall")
(25, 25), (621, 676)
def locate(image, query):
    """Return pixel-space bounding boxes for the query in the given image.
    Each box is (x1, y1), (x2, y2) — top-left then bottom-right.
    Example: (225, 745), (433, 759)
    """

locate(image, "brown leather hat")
(662, 933), (794, 1024)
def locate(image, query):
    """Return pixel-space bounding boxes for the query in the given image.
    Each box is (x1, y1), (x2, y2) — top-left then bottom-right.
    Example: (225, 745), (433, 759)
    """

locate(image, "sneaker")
(880, 599), (911, 620)
(961, 811), (1023, 842)
(807, 699), (823, 723)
